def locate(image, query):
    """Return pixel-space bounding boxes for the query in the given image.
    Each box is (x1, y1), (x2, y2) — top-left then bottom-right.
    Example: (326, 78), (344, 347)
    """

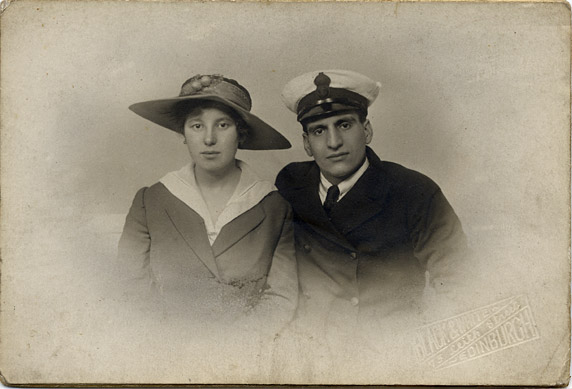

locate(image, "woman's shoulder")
(258, 190), (292, 214)
(131, 182), (175, 204)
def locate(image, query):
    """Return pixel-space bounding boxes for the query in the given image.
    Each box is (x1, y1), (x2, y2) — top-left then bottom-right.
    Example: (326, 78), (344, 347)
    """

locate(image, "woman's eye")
(219, 122), (229, 128)
(190, 124), (202, 130)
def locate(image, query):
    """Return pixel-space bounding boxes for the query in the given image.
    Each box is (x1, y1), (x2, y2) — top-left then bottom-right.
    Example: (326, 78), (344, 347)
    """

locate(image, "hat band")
(180, 78), (252, 111)
(296, 87), (368, 122)
(297, 98), (367, 122)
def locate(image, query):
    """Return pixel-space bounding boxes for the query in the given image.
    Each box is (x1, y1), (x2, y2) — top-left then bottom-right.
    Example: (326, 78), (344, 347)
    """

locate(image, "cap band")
(296, 88), (368, 122)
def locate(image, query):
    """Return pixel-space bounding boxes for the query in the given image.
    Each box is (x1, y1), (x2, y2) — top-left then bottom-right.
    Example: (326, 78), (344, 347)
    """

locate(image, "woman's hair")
(171, 100), (249, 143)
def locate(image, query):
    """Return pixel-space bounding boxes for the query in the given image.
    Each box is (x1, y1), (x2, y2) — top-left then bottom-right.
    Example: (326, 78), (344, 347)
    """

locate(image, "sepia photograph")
(0, 0), (570, 386)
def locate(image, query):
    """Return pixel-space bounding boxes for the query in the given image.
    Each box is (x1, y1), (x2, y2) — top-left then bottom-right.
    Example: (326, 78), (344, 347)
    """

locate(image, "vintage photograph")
(0, 0), (570, 385)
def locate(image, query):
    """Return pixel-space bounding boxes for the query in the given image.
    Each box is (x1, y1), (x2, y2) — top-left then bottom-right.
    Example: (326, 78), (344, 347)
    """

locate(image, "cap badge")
(314, 72), (331, 99)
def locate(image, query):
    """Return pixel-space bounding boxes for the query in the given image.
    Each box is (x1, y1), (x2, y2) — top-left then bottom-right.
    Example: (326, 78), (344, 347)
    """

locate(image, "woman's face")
(184, 107), (240, 175)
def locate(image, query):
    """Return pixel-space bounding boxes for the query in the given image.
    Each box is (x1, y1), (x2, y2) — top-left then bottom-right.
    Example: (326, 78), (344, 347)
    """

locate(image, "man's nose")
(203, 126), (217, 145)
(326, 127), (343, 149)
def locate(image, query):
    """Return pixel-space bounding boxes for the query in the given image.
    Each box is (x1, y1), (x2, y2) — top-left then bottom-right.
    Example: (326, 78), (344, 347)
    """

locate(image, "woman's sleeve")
(117, 187), (157, 300)
(243, 203), (299, 338)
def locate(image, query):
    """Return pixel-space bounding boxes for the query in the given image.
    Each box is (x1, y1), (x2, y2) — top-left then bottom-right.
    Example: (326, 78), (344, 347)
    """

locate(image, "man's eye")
(339, 122), (352, 130)
(311, 128), (325, 136)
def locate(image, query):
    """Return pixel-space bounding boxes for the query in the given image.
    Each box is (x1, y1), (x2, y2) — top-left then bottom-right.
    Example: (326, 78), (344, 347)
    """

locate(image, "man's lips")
(327, 152), (349, 160)
(201, 151), (220, 155)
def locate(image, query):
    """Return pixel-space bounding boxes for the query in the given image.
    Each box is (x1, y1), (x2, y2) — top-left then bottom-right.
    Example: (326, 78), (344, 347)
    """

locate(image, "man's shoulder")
(365, 147), (439, 192)
(275, 160), (316, 190)
(278, 160), (316, 176)
(377, 160), (439, 191)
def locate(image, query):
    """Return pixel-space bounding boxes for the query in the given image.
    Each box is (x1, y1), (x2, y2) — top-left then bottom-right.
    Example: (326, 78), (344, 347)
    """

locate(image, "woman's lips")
(200, 151), (220, 158)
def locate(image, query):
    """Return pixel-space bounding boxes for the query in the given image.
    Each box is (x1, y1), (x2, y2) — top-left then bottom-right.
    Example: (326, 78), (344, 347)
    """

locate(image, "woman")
(118, 74), (297, 336)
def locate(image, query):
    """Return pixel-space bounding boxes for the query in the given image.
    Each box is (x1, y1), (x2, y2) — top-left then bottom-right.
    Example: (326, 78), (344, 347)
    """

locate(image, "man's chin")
(320, 168), (355, 185)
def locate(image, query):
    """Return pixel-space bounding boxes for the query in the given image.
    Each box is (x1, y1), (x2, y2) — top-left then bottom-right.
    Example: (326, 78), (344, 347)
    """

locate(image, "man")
(275, 70), (468, 360)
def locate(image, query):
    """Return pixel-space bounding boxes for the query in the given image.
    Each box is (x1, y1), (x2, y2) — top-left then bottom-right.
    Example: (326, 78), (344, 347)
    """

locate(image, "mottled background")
(1, 1), (570, 385)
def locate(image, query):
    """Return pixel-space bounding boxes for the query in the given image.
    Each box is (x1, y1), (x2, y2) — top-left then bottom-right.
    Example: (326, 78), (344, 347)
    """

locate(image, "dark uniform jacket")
(275, 147), (467, 332)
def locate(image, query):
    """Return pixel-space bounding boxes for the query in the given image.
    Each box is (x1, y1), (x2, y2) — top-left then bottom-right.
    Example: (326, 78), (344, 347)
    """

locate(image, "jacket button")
(303, 244), (311, 252)
(350, 252), (357, 260)
(350, 297), (359, 306)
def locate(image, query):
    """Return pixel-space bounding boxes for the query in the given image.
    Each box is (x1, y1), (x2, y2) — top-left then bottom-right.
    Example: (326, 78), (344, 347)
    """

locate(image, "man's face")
(302, 112), (373, 185)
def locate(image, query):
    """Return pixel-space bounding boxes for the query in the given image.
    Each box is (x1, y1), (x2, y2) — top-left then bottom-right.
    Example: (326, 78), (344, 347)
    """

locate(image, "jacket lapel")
(211, 205), (265, 257)
(333, 155), (390, 235)
(163, 198), (220, 279)
(285, 163), (356, 251)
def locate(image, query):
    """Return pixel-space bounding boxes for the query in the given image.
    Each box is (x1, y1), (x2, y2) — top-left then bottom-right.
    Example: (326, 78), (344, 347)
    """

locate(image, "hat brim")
(129, 94), (291, 150)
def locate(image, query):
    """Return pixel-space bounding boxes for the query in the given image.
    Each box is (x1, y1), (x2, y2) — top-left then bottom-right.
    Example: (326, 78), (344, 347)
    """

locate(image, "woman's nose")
(203, 127), (217, 145)
(326, 127), (343, 149)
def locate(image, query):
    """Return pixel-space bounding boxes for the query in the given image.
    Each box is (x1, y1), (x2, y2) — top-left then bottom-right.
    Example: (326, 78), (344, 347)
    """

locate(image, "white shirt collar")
(159, 160), (275, 245)
(319, 157), (370, 204)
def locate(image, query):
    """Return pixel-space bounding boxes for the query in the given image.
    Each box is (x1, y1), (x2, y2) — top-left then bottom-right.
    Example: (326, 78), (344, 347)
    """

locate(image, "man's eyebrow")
(335, 116), (357, 126)
(307, 123), (326, 131)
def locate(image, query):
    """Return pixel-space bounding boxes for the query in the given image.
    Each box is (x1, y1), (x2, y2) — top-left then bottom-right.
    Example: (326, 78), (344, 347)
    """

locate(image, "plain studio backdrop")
(0, 0), (570, 385)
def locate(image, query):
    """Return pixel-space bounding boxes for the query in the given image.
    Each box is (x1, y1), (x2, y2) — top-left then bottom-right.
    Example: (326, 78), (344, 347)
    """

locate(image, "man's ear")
(302, 132), (313, 157)
(364, 120), (373, 145)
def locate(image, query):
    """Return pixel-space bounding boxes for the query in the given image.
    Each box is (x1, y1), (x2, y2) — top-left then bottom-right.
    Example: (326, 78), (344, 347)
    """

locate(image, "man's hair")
(171, 100), (249, 142)
(301, 109), (367, 133)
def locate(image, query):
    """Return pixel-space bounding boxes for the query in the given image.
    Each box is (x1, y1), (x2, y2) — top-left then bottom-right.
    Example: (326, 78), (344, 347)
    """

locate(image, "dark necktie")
(323, 185), (340, 216)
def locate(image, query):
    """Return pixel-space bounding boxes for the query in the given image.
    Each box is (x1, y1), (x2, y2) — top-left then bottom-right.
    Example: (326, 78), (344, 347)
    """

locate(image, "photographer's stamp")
(415, 295), (540, 369)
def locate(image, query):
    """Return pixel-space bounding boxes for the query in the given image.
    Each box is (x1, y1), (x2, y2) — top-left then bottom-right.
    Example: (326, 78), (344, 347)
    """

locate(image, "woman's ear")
(237, 127), (248, 146)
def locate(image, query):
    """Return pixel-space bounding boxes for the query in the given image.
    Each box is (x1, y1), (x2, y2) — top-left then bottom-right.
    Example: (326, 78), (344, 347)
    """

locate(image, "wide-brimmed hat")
(129, 74), (291, 150)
